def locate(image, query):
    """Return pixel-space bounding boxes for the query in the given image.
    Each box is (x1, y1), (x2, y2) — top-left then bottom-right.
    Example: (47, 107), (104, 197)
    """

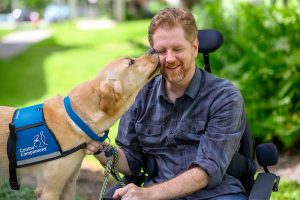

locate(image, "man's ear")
(99, 81), (117, 115)
(193, 38), (199, 58)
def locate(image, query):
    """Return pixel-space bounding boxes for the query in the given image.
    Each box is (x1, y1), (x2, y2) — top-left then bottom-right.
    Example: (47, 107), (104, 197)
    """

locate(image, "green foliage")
(0, 0), (10, 12)
(19, 0), (51, 12)
(0, 179), (84, 199)
(195, 0), (300, 149)
(0, 179), (35, 199)
(270, 178), (300, 200)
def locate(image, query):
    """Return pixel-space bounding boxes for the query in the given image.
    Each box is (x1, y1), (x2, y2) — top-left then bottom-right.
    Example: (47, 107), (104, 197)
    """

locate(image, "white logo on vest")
(20, 131), (48, 157)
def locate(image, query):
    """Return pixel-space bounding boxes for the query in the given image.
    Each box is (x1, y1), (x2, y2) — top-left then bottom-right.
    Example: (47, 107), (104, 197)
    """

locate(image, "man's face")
(152, 26), (198, 84)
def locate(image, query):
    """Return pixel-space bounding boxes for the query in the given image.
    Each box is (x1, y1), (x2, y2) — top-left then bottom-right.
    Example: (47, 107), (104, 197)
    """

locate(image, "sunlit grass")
(0, 29), (12, 38)
(0, 19), (150, 107)
(271, 178), (300, 200)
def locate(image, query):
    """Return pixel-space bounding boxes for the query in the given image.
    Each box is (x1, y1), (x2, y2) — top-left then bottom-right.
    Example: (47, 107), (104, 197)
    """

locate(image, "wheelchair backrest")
(197, 29), (257, 195)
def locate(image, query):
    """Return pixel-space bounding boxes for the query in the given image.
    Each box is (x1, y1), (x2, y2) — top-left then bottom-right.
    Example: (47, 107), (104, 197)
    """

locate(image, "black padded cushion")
(227, 123), (256, 195)
(198, 29), (224, 53)
(256, 143), (279, 167)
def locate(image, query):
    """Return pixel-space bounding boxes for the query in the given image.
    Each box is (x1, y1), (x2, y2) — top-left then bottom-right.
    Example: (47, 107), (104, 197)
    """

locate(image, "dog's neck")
(65, 78), (142, 141)
(67, 96), (103, 136)
(68, 80), (107, 137)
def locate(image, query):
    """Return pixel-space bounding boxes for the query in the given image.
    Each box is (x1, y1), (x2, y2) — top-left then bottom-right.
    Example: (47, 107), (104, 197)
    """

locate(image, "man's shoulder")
(136, 75), (162, 100)
(140, 75), (161, 91)
(199, 68), (240, 94)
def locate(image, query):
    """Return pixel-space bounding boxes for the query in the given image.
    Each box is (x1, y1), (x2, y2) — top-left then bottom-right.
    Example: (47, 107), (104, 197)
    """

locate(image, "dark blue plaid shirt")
(116, 67), (246, 199)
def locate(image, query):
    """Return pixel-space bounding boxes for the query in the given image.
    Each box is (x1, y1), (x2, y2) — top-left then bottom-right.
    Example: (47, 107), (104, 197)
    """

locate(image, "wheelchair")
(103, 29), (280, 200)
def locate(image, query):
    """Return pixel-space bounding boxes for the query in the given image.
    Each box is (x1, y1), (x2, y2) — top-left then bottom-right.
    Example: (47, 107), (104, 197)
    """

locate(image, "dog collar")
(63, 96), (109, 142)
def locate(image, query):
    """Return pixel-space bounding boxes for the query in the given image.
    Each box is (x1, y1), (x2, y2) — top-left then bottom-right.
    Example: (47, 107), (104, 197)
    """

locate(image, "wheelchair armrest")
(249, 143), (280, 200)
(249, 172), (279, 200)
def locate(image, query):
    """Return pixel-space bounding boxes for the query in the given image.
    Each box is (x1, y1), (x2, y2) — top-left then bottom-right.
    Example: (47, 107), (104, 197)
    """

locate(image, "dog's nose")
(148, 48), (156, 55)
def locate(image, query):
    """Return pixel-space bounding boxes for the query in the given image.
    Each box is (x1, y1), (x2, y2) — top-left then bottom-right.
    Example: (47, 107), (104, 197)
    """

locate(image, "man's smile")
(165, 64), (181, 70)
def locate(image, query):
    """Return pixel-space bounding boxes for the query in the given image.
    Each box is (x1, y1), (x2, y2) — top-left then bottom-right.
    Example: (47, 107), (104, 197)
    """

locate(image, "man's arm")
(113, 166), (208, 200)
(86, 141), (133, 176)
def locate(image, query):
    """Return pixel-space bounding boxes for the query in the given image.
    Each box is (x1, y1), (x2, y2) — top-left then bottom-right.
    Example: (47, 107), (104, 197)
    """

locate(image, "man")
(87, 8), (247, 200)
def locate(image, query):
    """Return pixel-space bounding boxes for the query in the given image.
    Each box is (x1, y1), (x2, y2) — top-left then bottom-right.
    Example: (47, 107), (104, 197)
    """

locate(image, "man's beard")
(161, 59), (193, 84)
(161, 65), (185, 83)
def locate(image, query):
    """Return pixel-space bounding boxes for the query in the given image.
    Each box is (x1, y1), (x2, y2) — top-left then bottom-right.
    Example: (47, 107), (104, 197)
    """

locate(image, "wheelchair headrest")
(198, 29), (224, 53)
(256, 143), (279, 167)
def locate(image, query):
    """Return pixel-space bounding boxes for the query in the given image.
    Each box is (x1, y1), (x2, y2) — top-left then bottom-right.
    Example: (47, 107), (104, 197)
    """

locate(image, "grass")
(0, 19), (150, 107)
(0, 29), (12, 38)
(0, 179), (82, 200)
(1, 19), (300, 199)
(271, 178), (300, 200)
(0, 179), (35, 199)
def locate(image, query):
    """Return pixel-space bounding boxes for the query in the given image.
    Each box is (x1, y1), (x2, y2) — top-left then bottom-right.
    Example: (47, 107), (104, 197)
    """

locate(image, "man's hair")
(148, 8), (198, 47)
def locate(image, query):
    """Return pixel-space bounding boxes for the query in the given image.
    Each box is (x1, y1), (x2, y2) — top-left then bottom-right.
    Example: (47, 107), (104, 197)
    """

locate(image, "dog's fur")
(0, 52), (160, 200)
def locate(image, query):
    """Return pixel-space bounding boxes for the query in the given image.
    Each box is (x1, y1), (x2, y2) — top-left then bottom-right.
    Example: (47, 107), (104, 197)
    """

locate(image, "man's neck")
(165, 82), (186, 103)
(165, 67), (195, 103)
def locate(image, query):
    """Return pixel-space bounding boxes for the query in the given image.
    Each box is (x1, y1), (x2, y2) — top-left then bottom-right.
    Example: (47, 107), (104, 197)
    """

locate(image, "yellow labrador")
(0, 51), (160, 200)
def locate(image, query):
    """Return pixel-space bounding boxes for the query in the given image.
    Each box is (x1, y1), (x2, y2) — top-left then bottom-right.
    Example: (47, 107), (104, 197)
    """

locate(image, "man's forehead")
(153, 26), (184, 36)
(152, 27), (188, 48)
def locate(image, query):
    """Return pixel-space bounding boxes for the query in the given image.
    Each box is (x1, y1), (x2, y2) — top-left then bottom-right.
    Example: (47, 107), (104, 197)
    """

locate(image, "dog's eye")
(129, 59), (135, 66)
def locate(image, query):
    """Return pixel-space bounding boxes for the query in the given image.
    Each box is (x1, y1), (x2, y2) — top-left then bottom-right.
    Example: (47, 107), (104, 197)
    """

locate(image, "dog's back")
(0, 106), (16, 179)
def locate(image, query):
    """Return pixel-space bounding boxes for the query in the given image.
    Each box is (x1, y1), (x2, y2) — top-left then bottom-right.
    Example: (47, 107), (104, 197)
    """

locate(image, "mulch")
(76, 165), (116, 200)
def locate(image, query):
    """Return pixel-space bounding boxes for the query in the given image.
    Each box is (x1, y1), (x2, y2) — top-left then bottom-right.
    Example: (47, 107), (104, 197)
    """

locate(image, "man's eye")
(129, 59), (135, 65)
(156, 50), (165, 54)
(174, 48), (183, 52)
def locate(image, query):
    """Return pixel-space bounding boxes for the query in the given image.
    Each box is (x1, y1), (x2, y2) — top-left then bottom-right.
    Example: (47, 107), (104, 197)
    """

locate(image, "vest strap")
(7, 123), (20, 190)
(61, 143), (87, 157)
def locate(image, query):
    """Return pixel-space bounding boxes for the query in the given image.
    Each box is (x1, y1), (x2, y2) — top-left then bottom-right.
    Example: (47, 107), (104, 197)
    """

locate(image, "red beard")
(161, 63), (187, 83)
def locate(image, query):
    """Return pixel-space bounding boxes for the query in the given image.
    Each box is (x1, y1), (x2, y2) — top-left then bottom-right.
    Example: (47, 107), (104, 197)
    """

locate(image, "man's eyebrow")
(154, 47), (164, 51)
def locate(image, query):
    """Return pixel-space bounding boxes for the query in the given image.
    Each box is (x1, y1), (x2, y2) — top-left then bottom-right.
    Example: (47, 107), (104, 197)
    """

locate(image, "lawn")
(0, 29), (12, 38)
(0, 19), (150, 140)
(0, 19), (299, 199)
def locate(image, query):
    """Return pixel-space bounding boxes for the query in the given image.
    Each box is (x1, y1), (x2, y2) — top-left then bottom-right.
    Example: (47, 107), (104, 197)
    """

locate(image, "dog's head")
(66, 51), (159, 136)
(96, 52), (160, 115)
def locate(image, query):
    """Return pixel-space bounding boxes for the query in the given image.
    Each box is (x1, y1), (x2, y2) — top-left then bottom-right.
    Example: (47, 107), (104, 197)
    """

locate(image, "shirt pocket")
(135, 123), (163, 148)
(175, 119), (206, 142)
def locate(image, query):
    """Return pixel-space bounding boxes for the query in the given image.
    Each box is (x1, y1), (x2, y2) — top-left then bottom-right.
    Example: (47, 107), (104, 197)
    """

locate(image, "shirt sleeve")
(189, 87), (246, 189)
(115, 103), (145, 176)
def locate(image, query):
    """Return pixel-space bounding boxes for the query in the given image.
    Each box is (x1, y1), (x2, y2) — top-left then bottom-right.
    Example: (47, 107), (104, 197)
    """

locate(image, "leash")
(98, 145), (125, 200)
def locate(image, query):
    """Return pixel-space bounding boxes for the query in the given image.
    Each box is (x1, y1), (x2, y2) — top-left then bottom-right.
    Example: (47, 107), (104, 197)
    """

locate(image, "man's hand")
(86, 141), (133, 176)
(112, 167), (208, 200)
(113, 183), (149, 200)
(85, 140), (104, 155)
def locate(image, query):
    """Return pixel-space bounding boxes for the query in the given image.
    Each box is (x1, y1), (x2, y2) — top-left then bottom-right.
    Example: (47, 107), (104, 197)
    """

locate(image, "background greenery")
(1, 0), (300, 199)
(194, 0), (300, 150)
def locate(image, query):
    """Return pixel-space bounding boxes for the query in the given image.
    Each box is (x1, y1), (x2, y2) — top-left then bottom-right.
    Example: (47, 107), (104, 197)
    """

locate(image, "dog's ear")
(99, 81), (117, 115)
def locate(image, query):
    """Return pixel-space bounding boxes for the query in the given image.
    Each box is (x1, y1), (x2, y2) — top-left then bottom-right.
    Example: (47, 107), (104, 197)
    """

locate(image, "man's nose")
(165, 50), (176, 63)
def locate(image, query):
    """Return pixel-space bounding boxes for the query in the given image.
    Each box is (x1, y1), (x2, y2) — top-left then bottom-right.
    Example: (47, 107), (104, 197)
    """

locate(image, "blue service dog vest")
(13, 104), (62, 167)
(7, 103), (86, 190)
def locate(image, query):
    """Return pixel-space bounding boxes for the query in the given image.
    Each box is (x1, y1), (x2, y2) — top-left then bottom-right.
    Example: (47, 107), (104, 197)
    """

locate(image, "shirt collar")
(157, 67), (202, 101)
(157, 76), (168, 101)
(184, 67), (201, 99)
